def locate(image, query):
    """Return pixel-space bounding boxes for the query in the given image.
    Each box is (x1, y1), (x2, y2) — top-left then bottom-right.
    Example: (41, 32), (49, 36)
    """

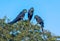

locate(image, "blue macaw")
(8, 9), (27, 24)
(28, 7), (34, 21)
(34, 15), (44, 31)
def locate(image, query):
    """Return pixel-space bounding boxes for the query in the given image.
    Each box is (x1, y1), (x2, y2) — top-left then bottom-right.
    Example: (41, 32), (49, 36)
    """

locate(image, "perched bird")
(34, 15), (44, 31)
(8, 9), (27, 24)
(28, 7), (34, 21)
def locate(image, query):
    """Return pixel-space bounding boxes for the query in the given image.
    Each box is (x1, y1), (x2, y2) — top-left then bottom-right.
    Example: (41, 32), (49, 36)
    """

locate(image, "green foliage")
(0, 17), (60, 41)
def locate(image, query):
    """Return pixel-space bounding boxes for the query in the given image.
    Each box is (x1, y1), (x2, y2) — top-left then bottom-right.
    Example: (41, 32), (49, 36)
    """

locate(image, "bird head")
(23, 9), (27, 13)
(30, 7), (34, 13)
(34, 15), (38, 19)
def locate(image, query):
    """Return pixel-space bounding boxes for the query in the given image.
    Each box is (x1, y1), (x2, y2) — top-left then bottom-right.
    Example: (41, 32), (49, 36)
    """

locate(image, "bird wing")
(28, 10), (33, 21)
(8, 12), (25, 24)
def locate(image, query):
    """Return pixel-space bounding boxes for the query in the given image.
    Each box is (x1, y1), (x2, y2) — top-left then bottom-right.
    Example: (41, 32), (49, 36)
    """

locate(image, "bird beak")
(24, 10), (27, 13)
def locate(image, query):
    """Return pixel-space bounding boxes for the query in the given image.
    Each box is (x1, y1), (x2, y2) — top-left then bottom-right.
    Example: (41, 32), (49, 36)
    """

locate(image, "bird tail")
(41, 23), (44, 27)
(41, 24), (44, 32)
(8, 18), (19, 24)
(42, 27), (43, 32)
(40, 22), (44, 32)
(8, 22), (15, 24)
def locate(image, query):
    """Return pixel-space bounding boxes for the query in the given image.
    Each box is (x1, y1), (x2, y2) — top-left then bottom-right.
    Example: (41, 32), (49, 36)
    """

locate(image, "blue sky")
(0, 0), (60, 36)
